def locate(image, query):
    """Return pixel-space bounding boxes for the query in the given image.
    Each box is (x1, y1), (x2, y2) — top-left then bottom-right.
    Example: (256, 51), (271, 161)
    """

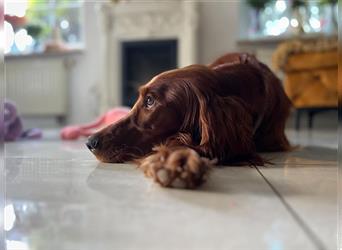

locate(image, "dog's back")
(210, 53), (292, 152)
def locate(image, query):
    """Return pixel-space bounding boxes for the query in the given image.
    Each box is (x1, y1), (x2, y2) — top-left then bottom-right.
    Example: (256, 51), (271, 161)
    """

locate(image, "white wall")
(197, 1), (240, 64)
(67, 1), (104, 124)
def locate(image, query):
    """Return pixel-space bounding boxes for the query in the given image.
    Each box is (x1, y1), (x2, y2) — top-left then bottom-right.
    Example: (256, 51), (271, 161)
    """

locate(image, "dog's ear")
(175, 71), (260, 164)
(196, 95), (256, 162)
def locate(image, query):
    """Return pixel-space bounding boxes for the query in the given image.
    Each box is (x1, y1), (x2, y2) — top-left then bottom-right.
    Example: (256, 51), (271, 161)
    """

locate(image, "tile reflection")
(4, 204), (16, 232)
(262, 146), (337, 166)
(5, 202), (34, 250)
(6, 240), (29, 250)
(4, 200), (88, 250)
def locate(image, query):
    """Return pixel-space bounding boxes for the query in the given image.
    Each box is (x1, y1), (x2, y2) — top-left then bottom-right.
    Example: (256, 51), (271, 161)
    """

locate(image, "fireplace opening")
(121, 39), (178, 107)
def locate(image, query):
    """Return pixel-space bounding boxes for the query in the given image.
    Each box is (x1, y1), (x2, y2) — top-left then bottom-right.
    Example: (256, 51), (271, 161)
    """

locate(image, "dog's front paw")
(139, 146), (214, 189)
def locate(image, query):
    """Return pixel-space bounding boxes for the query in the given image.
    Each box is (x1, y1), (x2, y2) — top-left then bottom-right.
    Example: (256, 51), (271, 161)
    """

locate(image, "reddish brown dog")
(87, 53), (291, 189)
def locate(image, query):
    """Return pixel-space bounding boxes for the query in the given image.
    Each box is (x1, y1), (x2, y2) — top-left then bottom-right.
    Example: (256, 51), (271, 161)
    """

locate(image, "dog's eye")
(145, 95), (155, 108)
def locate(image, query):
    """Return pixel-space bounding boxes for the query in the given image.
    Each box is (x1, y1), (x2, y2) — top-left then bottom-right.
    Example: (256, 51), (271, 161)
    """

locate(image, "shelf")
(237, 33), (337, 47)
(5, 47), (84, 60)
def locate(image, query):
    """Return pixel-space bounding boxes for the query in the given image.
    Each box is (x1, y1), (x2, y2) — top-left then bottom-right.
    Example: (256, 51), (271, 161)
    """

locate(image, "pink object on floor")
(60, 107), (131, 140)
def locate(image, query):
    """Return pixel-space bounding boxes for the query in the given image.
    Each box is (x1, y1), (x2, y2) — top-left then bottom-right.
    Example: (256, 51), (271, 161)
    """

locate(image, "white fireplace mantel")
(98, 0), (199, 112)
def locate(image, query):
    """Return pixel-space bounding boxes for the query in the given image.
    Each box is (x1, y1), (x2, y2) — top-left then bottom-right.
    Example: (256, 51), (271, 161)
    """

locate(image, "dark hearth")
(121, 39), (177, 107)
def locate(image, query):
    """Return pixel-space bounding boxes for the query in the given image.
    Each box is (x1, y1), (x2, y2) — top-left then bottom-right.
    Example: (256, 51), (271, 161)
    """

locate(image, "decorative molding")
(113, 11), (184, 36)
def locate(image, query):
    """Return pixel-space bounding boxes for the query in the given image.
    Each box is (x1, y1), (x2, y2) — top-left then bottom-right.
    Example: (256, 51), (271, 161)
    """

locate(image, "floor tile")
(5, 153), (316, 250)
(5, 139), (92, 160)
(261, 146), (337, 166)
(4, 128), (338, 250)
(286, 129), (338, 149)
(257, 164), (338, 250)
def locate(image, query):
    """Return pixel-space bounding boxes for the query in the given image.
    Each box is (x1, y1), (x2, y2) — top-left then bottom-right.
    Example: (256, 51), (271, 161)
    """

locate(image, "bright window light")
(6, 240), (29, 250)
(15, 29), (32, 52)
(309, 17), (321, 30)
(310, 6), (319, 15)
(275, 0), (286, 13)
(290, 18), (299, 27)
(279, 17), (289, 30)
(60, 20), (70, 30)
(4, 204), (16, 231)
(5, 0), (28, 17)
(0, 29), (3, 53)
(5, 21), (14, 54)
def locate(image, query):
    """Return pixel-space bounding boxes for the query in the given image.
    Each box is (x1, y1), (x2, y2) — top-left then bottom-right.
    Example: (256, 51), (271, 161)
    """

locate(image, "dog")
(86, 53), (291, 188)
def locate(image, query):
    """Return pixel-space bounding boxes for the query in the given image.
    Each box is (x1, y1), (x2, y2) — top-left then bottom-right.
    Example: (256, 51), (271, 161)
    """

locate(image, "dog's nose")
(86, 136), (100, 151)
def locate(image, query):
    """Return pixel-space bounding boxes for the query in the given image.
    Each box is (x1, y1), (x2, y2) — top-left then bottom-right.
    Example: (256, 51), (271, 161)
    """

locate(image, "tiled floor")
(4, 129), (339, 250)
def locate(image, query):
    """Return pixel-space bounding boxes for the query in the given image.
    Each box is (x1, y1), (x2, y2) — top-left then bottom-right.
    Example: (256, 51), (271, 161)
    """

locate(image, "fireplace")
(99, 1), (198, 112)
(121, 39), (178, 107)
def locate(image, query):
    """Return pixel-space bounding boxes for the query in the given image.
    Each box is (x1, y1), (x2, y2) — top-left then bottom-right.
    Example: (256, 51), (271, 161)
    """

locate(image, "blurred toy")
(60, 107), (130, 140)
(4, 101), (42, 141)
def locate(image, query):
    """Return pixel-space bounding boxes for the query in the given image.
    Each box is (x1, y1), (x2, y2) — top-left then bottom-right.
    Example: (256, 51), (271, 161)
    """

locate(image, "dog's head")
(86, 65), (222, 162)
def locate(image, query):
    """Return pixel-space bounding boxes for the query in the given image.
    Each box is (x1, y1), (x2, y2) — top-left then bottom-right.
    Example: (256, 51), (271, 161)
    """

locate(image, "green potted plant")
(246, 0), (273, 35)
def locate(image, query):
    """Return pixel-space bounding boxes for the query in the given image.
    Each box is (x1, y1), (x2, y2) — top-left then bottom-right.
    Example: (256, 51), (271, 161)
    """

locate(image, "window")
(5, 0), (84, 55)
(245, 0), (337, 38)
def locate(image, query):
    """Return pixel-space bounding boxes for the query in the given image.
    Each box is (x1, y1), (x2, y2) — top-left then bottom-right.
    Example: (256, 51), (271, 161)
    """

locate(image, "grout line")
(338, 124), (341, 250)
(338, 144), (341, 250)
(254, 166), (327, 250)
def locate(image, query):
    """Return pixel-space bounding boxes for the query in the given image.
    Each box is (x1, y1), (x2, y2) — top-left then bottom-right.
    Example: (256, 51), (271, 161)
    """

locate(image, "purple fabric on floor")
(4, 101), (42, 141)
(4, 101), (23, 141)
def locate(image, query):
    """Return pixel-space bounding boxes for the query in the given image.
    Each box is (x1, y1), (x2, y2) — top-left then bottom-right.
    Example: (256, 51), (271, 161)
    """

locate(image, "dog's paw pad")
(156, 169), (170, 186)
(171, 177), (187, 189)
(139, 147), (213, 189)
